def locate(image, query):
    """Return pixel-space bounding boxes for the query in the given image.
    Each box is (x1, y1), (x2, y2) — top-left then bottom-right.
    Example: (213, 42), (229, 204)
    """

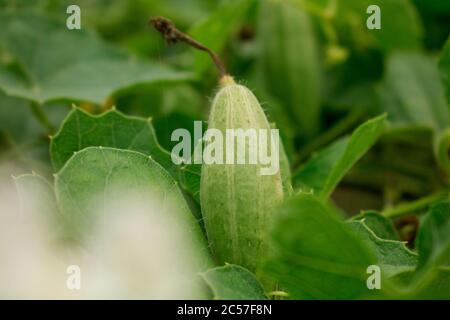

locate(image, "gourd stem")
(149, 16), (228, 79)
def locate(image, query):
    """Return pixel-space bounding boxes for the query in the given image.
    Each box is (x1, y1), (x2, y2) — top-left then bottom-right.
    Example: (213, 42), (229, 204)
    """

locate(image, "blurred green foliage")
(0, 0), (450, 209)
(0, 0), (450, 299)
(1, 0), (449, 227)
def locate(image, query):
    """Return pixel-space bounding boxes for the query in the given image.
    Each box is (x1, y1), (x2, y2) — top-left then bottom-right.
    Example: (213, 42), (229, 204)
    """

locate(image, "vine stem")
(29, 101), (55, 134)
(149, 16), (228, 79)
(381, 190), (449, 219)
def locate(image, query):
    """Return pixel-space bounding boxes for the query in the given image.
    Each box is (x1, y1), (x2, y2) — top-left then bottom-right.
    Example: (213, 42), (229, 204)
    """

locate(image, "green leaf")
(265, 194), (378, 299)
(418, 267), (450, 299)
(384, 202), (450, 298)
(413, 0), (450, 13)
(189, 0), (255, 75)
(352, 211), (399, 241)
(416, 201), (450, 271)
(337, 0), (423, 52)
(50, 107), (175, 172)
(51, 107), (204, 202)
(439, 36), (450, 104)
(54, 146), (211, 268)
(379, 52), (450, 173)
(258, 0), (321, 138)
(318, 114), (386, 198)
(0, 11), (191, 104)
(293, 137), (349, 193)
(379, 52), (449, 131)
(392, 267), (450, 299)
(293, 115), (387, 198)
(201, 264), (267, 300)
(347, 218), (417, 277)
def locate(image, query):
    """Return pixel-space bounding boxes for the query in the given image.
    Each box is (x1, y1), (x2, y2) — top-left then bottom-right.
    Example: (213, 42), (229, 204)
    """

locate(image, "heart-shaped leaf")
(54, 146), (211, 269)
(50, 107), (174, 171)
(51, 107), (204, 202)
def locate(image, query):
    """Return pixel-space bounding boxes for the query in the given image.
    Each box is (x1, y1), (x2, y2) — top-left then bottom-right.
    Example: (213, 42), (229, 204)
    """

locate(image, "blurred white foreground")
(0, 163), (207, 299)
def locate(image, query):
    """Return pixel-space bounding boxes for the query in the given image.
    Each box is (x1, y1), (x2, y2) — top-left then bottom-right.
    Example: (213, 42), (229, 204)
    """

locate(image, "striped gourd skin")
(200, 83), (284, 273)
(258, 0), (321, 138)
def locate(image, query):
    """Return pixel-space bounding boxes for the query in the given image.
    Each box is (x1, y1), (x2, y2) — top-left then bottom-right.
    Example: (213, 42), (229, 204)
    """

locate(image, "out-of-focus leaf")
(380, 52), (449, 130)
(258, 0), (321, 138)
(352, 211), (399, 241)
(347, 218), (417, 277)
(293, 137), (348, 193)
(327, 83), (378, 112)
(337, 0), (423, 52)
(265, 194), (382, 299)
(54, 146), (211, 267)
(248, 67), (297, 157)
(189, 0), (255, 75)
(387, 202), (450, 299)
(201, 264), (267, 300)
(380, 52), (450, 174)
(439, 36), (450, 104)
(416, 201), (450, 271)
(116, 83), (204, 122)
(413, 0), (450, 13)
(415, 267), (450, 299)
(14, 173), (58, 219)
(0, 11), (191, 104)
(0, 0), (43, 9)
(0, 93), (40, 142)
(392, 267), (450, 299)
(13, 173), (66, 241)
(0, 92), (71, 173)
(293, 115), (386, 198)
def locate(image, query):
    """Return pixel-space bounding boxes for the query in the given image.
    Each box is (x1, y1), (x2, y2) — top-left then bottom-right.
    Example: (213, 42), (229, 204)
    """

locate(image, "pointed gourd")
(200, 76), (284, 276)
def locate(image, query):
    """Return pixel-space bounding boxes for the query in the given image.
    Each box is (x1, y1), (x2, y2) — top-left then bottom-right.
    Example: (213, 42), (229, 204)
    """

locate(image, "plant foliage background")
(0, 0), (449, 299)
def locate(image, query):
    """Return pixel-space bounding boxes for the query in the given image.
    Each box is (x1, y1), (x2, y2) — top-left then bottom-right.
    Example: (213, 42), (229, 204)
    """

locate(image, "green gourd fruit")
(200, 76), (284, 275)
(150, 16), (285, 282)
